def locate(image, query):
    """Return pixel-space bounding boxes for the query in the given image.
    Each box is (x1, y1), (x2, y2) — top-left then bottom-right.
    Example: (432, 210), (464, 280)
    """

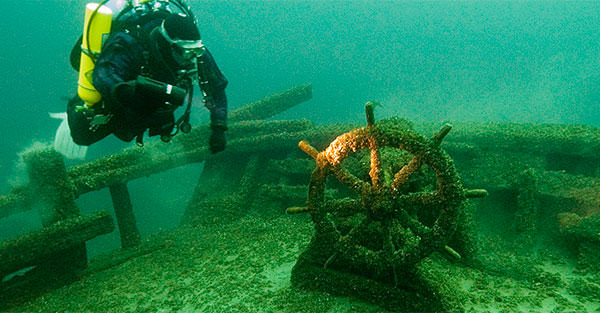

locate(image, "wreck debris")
(514, 168), (540, 244)
(0, 187), (30, 219)
(1, 81), (599, 311)
(109, 183), (141, 248)
(557, 213), (600, 272)
(24, 148), (79, 225)
(22, 148), (89, 274)
(179, 85), (316, 225)
(558, 213), (600, 243)
(228, 83), (312, 122)
(0, 211), (113, 280)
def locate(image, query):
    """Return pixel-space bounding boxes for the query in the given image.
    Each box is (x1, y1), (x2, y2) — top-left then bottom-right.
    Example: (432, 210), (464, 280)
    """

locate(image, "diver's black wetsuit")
(68, 18), (228, 146)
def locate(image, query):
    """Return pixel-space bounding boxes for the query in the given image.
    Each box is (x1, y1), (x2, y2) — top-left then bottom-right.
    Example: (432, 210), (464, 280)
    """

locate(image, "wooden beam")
(109, 183), (141, 248)
(0, 211), (114, 279)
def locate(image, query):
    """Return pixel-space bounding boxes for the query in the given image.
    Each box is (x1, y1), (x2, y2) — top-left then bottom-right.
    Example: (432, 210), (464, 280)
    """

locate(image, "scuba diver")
(65, 0), (228, 154)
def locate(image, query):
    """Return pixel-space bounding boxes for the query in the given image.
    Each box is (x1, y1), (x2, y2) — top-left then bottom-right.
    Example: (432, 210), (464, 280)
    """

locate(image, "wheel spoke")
(338, 215), (370, 249)
(390, 225), (417, 265)
(431, 123), (452, 147)
(396, 208), (431, 238)
(381, 219), (400, 286)
(324, 214), (371, 268)
(370, 148), (382, 189)
(307, 166), (327, 214)
(382, 219), (395, 257)
(328, 199), (364, 217)
(323, 252), (338, 269)
(398, 192), (440, 212)
(391, 154), (422, 190)
(314, 211), (342, 239)
(331, 164), (368, 194)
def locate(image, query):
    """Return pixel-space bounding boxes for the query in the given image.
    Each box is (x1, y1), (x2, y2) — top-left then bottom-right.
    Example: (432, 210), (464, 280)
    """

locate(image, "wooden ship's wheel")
(291, 102), (486, 285)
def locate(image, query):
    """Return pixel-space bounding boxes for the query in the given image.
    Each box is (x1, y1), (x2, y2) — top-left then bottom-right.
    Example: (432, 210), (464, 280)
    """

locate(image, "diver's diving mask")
(158, 20), (204, 65)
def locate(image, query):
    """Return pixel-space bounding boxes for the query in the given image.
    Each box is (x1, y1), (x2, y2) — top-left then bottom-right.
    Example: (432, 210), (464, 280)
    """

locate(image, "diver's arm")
(112, 76), (187, 115)
(197, 47), (229, 129)
(92, 32), (145, 108)
(209, 88), (228, 130)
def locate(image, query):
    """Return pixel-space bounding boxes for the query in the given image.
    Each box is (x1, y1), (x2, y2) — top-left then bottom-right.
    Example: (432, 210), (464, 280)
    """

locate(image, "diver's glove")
(209, 121), (227, 154)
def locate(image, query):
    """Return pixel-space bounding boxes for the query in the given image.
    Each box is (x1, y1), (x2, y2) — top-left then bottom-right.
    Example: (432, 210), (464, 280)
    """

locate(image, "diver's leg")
(66, 96), (112, 146)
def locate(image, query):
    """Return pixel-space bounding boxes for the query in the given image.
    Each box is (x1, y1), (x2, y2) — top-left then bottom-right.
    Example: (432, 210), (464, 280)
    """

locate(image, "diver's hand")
(209, 126), (226, 153)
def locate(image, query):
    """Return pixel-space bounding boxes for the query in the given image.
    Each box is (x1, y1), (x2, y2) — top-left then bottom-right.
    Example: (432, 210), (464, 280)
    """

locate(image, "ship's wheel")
(290, 102), (486, 283)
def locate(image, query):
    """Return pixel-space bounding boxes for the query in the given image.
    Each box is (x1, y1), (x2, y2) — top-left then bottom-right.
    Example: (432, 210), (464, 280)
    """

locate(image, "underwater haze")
(0, 0), (599, 223)
(1, 1), (600, 311)
(1, 0), (600, 191)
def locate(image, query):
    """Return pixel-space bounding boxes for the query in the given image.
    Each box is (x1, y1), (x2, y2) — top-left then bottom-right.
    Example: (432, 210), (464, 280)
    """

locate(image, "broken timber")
(0, 211), (114, 279)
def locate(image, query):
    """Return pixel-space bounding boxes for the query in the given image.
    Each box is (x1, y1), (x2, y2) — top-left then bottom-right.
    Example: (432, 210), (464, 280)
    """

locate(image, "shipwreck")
(1, 84), (599, 312)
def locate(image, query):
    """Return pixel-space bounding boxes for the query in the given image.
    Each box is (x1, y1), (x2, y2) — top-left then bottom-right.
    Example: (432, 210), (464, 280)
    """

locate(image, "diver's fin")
(49, 112), (88, 160)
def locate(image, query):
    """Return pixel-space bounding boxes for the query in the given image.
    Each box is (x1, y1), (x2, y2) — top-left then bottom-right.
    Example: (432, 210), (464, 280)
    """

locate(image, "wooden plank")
(0, 211), (114, 278)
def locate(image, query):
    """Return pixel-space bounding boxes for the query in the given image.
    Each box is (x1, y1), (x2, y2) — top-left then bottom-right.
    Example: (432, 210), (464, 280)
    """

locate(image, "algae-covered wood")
(0, 211), (114, 278)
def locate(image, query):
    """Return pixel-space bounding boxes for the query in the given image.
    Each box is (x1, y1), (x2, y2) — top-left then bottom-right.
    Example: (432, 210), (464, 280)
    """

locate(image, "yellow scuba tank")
(77, 3), (113, 108)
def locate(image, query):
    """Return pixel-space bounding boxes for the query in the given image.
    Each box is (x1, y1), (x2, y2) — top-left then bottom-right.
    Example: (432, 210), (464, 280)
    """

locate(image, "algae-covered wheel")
(293, 102), (486, 279)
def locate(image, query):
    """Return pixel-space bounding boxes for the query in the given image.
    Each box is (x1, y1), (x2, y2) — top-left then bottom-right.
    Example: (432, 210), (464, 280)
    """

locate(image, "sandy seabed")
(4, 212), (600, 313)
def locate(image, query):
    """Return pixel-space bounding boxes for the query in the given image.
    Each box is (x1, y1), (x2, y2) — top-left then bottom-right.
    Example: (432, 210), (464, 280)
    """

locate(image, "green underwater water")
(1, 1), (600, 190)
(1, 1), (600, 312)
